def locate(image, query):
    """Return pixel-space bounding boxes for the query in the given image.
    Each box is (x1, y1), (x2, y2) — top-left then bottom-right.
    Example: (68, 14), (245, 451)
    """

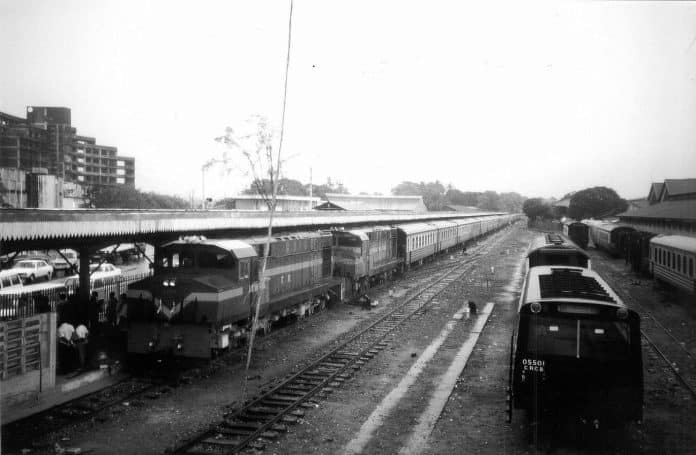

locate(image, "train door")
(322, 241), (332, 277)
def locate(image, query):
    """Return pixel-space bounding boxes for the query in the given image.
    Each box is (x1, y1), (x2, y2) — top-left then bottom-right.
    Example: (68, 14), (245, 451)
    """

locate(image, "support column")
(78, 247), (91, 304)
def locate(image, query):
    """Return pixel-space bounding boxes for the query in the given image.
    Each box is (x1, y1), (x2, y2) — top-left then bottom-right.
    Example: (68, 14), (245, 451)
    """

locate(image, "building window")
(116, 177), (125, 184)
(117, 160), (125, 167)
(78, 175), (84, 182)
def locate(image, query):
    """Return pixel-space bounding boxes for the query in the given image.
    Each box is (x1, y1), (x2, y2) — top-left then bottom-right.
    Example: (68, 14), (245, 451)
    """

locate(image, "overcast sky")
(1, 1), (695, 201)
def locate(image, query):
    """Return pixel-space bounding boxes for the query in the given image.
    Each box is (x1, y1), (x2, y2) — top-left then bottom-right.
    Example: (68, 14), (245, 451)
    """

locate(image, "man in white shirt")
(74, 324), (89, 370)
(58, 322), (75, 342)
(57, 322), (75, 374)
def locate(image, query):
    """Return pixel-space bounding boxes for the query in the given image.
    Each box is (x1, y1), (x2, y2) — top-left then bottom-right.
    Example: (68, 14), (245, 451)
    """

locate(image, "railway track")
(173, 227), (514, 454)
(2, 376), (160, 447)
(1, 229), (511, 453)
(588, 253), (696, 400)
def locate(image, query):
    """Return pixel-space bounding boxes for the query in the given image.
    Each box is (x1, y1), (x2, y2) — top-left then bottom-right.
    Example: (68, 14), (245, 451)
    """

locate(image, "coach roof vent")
(538, 268), (616, 303)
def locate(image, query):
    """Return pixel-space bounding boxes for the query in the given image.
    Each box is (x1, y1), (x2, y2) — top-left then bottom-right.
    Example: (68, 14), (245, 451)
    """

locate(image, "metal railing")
(0, 272), (152, 322)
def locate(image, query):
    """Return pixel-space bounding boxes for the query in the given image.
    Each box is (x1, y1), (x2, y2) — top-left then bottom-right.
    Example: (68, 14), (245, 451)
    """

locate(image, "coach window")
(690, 258), (694, 277)
(683, 256), (687, 274)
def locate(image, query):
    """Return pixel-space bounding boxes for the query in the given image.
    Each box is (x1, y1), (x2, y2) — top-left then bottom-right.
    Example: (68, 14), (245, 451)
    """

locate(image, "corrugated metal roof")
(322, 194), (428, 212)
(618, 199), (696, 222)
(663, 179), (696, 197)
(0, 209), (506, 243)
(650, 235), (696, 253)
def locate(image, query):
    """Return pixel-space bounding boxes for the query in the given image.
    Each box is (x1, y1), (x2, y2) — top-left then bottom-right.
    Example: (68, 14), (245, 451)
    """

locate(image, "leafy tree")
(522, 198), (552, 219)
(309, 178), (349, 199)
(242, 178), (307, 196)
(477, 191), (501, 211)
(392, 180), (447, 211)
(83, 185), (189, 209)
(498, 192), (526, 213)
(445, 189), (480, 207)
(568, 186), (628, 220)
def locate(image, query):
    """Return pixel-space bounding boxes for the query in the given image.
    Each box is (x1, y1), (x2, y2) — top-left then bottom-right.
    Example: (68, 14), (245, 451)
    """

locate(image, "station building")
(215, 194), (321, 211)
(314, 193), (428, 212)
(0, 106), (135, 208)
(618, 178), (696, 237)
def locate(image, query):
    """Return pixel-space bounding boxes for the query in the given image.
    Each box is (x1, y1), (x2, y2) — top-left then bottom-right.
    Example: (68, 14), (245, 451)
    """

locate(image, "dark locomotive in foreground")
(508, 265), (643, 440)
(126, 214), (519, 358)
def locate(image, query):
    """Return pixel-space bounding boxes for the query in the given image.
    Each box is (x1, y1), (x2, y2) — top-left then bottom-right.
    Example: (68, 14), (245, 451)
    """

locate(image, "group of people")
(57, 319), (89, 373)
(56, 291), (128, 374)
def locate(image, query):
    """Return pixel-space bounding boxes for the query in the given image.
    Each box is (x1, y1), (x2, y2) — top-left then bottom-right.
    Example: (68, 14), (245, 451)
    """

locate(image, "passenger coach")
(649, 235), (696, 294)
(588, 222), (635, 257)
(509, 266), (643, 437)
(563, 221), (589, 249)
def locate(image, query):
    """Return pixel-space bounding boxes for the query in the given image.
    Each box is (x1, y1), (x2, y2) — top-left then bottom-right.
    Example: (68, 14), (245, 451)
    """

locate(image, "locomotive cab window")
(526, 313), (631, 361)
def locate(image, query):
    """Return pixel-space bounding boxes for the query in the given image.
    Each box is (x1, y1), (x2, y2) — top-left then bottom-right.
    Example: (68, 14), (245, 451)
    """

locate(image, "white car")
(89, 263), (122, 279)
(50, 249), (79, 275)
(0, 270), (24, 294)
(11, 259), (54, 283)
(64, 263), (122, 288)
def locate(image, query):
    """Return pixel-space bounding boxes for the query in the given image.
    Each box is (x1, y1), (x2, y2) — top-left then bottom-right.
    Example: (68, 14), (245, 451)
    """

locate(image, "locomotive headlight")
(169, 279), (176, 287)
(176, 342), (183, 351)
(616, 307), (628, 319)
(162, 280), (169, 287)
(530, 302), (542, 314)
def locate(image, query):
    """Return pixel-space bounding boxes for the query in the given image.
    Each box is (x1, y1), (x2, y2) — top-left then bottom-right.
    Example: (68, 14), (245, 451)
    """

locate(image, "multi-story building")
(69, 135), (135, 186)
(0, 106), (135, 207)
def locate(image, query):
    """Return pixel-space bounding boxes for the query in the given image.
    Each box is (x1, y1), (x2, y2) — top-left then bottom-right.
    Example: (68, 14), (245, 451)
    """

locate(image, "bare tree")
(214, 0), (294, 401)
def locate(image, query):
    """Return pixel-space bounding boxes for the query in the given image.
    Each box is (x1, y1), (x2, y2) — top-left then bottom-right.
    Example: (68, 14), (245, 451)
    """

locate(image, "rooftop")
(618, 199), (696, 222)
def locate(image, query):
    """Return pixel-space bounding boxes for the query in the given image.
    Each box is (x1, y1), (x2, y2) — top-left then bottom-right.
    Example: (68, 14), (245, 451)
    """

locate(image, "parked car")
(63, 263), (123, 301)
(0, 270), (24, 294)
(89, 263), (122, 279)
(10, 259), (54, 283)
(49, 249), (79, 276)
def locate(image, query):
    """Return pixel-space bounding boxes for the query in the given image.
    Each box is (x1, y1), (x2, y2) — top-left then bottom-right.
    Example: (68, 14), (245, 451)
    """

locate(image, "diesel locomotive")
(126, 214), (520, 358)
(508, 266), (643, 438)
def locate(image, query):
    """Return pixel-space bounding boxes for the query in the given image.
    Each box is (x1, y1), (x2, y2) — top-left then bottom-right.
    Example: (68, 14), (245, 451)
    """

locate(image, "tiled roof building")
(619, 179), (696, 237)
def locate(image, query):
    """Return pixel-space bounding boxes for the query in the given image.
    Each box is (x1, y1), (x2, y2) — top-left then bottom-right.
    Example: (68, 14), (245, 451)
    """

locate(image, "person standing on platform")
(88, 291), (99, 336)
(75, 323), (89, 371)
(107, 292), (118, 327)
(57, 322), (76, 374)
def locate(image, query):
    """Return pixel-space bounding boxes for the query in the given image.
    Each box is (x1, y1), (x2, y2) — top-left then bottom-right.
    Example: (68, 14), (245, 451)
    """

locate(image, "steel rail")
(641, 330), (696, 399)
(174, 228), (512, 454)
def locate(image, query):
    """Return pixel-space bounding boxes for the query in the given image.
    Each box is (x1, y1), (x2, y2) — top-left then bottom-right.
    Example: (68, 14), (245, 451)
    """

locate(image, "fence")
(0, 272), (152, 323)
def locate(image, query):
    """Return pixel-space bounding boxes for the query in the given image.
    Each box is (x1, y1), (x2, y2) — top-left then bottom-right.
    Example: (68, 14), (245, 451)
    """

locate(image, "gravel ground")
(8, 226), (695, 455)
